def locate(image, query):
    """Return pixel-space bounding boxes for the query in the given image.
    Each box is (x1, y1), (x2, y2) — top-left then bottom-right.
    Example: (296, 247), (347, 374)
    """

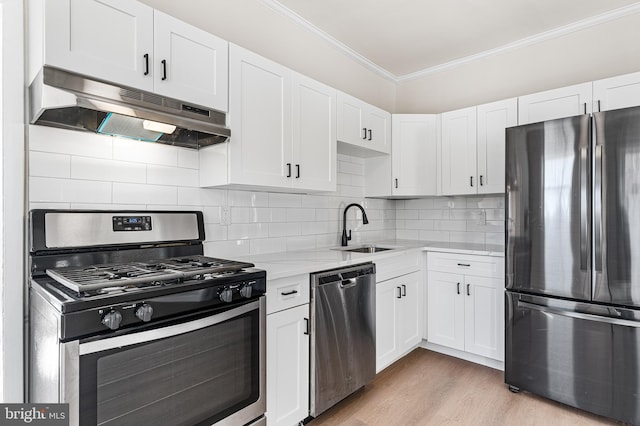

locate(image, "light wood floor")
(310, 348), (620, 426)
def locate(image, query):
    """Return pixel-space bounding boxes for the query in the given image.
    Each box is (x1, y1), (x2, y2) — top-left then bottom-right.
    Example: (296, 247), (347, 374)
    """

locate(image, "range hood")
(29, 66), (230, 149)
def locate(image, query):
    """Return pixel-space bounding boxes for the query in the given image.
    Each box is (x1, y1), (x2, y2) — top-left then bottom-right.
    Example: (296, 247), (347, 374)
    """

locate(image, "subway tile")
(419, 230), (450, 242)
(300, 195), (333, 208)
(405, 219), (434, 230)
(147, 165), (199, 187)
(315, 208), (338, 222)
(335, 185), (363, 198)
(316, 234), (339, 248)
(434, 220), (467, 232)
(113, 138), (178, 166)
(227, 223), (268, 240)
(177, 148), (199, 169)
(30, 177), (112, 203)
(228, 190), (269, 207)
(338, 161), (364, 175)
(231, 207), (252, 224)
(113, 183), (177, 205)
(449, 209), (481, 220)
(177, 187), (226, 206)
(70, 203), (146, 210)
(286, 208), (315, 222)
(404, 199), (435, 209)
(29, 125), (113, 159)
(433, 197), (467, 209)
(204, 240), (250, 257)
(337, 173), (352, 185)
(420, 209), (450, 220)
(485, 233), (506, 246)
(270, 208), (288, 222)
(152, 204), (201, 211)
(268, 192), (302, 208)
(396, 229), (418, 240)
(397, 209), (419, 220)
(203, 206), (222, 223)
(29, 151), (71, 178)
(450, 231), (485, 244)
(29, 202), (70, 210)
(71, 157), (147, 183)
(250, 238), (287, 255)
(286, 235), (317, 251)
(204, 224), (227, 241)
(486, 208), (506, 221)
(467, 196), (505, 209)
(300, 221), (330, 236)
(337, 153), (364, 165)
(467, 220), (505, 233)
(269, 222), (301, 237)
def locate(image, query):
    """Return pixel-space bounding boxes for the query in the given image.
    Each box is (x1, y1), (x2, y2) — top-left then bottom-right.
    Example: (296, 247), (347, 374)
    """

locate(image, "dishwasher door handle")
(340, 278), (357, 288)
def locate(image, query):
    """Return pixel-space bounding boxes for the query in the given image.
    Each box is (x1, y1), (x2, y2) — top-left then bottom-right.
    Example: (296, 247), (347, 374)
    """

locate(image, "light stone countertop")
(237, 240), (504, 280)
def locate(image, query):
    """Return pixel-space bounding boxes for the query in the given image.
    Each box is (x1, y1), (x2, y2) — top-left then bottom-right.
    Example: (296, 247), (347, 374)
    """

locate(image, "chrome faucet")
(341, 203), (369, 246)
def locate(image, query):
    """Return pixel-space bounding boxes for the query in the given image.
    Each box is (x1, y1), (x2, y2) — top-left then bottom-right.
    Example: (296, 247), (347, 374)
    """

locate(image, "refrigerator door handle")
(580, 146), (588, 271)
(594, 144), (603, 272)
(518, 301), (640, 328)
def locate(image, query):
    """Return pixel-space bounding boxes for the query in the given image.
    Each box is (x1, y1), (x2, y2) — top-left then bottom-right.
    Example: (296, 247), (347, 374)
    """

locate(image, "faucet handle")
(347, 230), (352, 241)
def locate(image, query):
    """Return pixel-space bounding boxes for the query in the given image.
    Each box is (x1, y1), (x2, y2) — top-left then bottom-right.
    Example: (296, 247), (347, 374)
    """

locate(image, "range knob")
(135, 303), (154, 322)
(239, 284), (253, 299)
(101, 310), (123, 330)
(219, 287), (234, 303)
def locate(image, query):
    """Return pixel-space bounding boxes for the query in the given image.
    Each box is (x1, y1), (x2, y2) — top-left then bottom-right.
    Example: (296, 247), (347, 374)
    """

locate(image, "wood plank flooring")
(310, 348), (620, 425)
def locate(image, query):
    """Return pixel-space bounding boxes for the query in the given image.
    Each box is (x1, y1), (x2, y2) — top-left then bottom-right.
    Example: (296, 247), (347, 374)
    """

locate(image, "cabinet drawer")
(266, 274), (310, 314)
(375, 251), (421, 282)
(427, 252), (503, 278)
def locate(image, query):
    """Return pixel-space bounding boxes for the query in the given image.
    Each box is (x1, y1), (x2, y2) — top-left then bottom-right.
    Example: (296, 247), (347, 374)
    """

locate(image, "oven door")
(62, 297), (265, 426)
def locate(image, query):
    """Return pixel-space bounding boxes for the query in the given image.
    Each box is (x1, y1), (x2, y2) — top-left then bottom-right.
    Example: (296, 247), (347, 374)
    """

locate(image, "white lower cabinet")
(266, 274), (310, 426)
(375, 271), (421, 372)
(426, 252), (504, 362)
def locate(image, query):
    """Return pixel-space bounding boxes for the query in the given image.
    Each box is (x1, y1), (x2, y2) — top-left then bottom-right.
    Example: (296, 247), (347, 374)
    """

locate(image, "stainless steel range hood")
(29, 66), (230, 149)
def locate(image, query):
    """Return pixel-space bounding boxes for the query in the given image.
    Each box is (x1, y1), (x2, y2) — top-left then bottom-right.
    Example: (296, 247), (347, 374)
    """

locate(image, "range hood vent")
(29, 67), (230, 149)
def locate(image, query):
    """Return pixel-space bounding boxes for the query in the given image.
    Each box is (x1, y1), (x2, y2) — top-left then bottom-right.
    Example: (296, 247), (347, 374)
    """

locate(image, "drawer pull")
(457, 282), (460, 295)
(457, 263), (471, 267)
(304, 318), (309, 335)
(401, 284), (406, 297)
(281, 289), (298, 296)
(467, 284), (471, 296)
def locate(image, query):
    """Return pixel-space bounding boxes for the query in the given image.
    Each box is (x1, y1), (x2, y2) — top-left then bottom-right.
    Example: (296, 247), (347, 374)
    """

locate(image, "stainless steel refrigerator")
(505, 106), (640, 424)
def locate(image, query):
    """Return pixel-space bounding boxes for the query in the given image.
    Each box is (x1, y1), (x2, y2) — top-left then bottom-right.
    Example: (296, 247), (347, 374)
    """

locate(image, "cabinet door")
(292, 74), (336, 192)
(266, 304), (309, 426)
(366, 106), (392, 154)
(398, 272), (422, 352)
(336, 91), (365, 145)
(518, 82), (592, 125)
(593, 71), (640, 112)
(153, 10), (228, 111)
(376, 278), (400, 372)
(464, 276), (504, 361)
(476, 98), (517, 194)
(427, 271), (465, 351)
(391, 115), (438, 196)
(440, 106), (477, 195)
(44, 0), (153, 91)
(228, 44), (292, 188)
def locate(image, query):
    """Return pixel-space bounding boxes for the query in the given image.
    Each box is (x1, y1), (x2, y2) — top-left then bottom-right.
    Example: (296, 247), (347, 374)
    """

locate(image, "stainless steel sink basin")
(340, 246), (393, 253)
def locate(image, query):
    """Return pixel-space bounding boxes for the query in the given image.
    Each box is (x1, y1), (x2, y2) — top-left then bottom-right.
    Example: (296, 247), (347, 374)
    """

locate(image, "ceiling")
(268, 0), (640, 80)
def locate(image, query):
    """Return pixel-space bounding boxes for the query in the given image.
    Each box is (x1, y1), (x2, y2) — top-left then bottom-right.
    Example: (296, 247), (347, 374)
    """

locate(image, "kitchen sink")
(338, 246), (393, 253)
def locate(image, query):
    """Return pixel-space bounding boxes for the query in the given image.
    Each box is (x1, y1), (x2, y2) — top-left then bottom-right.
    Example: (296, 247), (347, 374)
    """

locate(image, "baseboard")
(419, 340), (505, 371)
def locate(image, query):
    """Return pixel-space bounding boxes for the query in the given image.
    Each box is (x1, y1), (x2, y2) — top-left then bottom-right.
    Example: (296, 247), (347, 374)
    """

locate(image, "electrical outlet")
(220, 206), (230, 225)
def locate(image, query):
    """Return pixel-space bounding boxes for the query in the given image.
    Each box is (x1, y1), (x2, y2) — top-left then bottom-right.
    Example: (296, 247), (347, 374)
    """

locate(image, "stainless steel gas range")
(28, 210), (266, 426)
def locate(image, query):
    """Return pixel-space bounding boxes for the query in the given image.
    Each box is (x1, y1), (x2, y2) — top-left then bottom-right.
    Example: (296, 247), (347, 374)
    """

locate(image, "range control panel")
(112, 216), (152, 232)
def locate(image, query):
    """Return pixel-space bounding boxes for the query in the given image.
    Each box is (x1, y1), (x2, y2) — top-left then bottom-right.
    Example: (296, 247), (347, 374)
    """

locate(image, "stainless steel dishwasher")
(310, 262), (376, 417)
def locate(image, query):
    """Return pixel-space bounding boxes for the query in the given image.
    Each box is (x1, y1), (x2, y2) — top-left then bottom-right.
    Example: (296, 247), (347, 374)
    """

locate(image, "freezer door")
(594, 106), (640, 307)
(505, 115), (591, 299)
(506, 292), (640, 424)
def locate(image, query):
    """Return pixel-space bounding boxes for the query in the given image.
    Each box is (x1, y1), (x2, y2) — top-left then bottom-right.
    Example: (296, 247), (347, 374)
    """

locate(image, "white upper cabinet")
(337, 91), (391, 155)
(517, 82), (592, 125)
(227, 44), (293, 189)
(365, 114), (438, 198)
(440, 106), (477, 195)
(593, 71), (640, 112)
(292, 74), (337, 192)
(392, 115), (438, 196)
(153, 10), (228, 111)
(201, 44), (336, 193)
(476, 98), (517, 194)
(34, 0), (228, 111)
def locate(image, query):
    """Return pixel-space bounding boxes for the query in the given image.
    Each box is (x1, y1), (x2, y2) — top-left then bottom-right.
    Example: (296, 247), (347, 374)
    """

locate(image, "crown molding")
(262, 0), (640, 83)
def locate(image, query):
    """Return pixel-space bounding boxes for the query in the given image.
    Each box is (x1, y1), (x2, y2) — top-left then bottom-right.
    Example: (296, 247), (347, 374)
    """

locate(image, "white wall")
(28, 126), (396, 255)
(396, 12), (640, 113)
(0, 0), (25, 403)
(140, 0), (397, 112)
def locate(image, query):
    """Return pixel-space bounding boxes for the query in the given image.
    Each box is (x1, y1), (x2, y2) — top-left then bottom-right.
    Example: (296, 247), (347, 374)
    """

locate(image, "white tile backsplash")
(29, 127), (506, 255)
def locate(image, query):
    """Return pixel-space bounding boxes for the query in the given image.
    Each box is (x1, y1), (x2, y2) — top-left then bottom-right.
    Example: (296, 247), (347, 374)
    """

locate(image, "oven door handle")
(79, 299), (262, 355)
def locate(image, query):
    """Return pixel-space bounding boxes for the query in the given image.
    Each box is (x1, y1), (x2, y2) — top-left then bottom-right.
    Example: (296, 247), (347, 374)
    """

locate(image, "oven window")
(79, 310), (259, 426)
